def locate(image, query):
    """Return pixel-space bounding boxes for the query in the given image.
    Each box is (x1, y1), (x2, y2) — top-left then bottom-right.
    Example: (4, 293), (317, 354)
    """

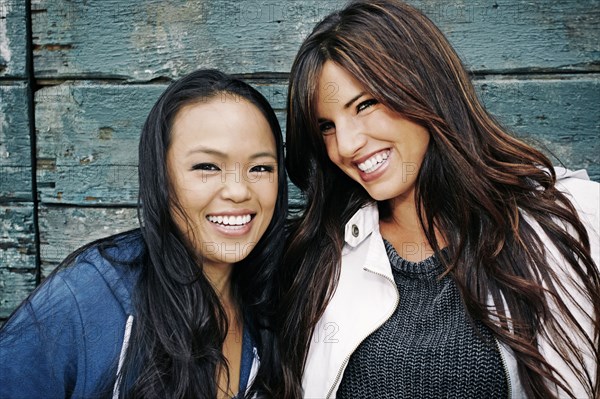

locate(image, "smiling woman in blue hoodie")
(0, 69), (287, 398)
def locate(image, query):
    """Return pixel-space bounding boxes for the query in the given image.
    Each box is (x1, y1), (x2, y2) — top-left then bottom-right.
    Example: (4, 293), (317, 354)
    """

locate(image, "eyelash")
(191, 163), (220, 171)
(357, 99), (378, 112)
(319, 122), (335, 135)
(249, 164), (275, 173)
(319, 98), (379, 135)
(191, 163), (275, 173)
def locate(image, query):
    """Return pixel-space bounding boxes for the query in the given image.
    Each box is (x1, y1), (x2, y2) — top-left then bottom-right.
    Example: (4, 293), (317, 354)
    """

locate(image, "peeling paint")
(0, 0), (12, 68)
(32, 43), (74, 51)
(98, 127), (114, 140)
(0, 91), (7, 159)
(79, 154), (95, 164)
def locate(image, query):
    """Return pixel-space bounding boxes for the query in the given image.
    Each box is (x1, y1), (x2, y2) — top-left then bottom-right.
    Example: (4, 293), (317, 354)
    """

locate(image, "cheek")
(255, 178), (279, 221)
(414, 134), (430, 162)
(264, 179), (279, 212)
(324, 138), (342, 165)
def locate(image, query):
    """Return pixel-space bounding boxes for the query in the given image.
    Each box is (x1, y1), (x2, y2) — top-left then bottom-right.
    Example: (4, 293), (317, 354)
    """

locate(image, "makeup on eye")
(319, 121), (335, 135)
(189, 161), (276, 173)
(191, 162), (220, 172)
(357, 98), (378, 112)
(317, 98), (379, 135)
(249, 164), (276, 173)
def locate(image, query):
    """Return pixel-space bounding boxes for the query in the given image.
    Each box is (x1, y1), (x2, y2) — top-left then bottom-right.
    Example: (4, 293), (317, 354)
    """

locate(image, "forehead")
(170, 97), (276, 155)
(315, 62), (366, 113)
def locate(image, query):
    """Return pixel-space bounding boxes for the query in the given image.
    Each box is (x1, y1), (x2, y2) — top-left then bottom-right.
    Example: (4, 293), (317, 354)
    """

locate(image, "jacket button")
(352, 224), (359, 237)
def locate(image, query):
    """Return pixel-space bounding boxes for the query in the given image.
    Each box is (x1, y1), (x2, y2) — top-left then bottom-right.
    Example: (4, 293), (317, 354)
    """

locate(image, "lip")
(206, 210), (256, 237)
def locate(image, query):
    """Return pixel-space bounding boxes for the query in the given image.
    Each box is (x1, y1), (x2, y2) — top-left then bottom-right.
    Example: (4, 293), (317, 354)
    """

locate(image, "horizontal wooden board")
(476, 76), (600, 180)
(35, 77), (599, 205)
(37, 205), (138, 276)
(35, 81), (287, 204)
(0, 0), (27, 77)
(0, 82), (32, 201)
(32, 0), (600, 80)
(0, 203), (36, 318)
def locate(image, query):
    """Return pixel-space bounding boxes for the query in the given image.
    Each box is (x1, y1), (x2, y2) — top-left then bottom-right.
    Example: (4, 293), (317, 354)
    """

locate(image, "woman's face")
(315, 61), (430, 204)
(167, 96), (278, 270)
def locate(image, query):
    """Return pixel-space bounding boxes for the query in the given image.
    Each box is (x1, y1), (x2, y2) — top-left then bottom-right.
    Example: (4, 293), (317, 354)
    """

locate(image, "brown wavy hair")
(279, 1), (600, 398)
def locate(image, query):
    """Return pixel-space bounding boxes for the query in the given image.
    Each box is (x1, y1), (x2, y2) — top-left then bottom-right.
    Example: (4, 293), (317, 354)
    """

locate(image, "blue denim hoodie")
(0, 230), (258, 398)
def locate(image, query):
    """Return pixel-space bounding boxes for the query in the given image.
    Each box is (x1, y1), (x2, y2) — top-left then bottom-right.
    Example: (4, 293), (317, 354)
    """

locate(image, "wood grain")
(0, 203), (36, 318)
(37, 205), (138, 277)
(0, 82), (32, 201)
(32, 0), (600, 81)
(0, 0), (27, 77)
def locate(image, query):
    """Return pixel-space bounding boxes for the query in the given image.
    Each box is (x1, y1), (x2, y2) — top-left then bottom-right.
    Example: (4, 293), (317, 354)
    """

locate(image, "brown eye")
(249, 164), (275, 173)
(191, 163), (220, 172)
(319, 121), (335, 135)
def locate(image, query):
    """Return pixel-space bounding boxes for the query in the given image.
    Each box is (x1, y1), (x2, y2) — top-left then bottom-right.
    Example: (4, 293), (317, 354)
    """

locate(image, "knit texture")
(336, 240), (508, 399)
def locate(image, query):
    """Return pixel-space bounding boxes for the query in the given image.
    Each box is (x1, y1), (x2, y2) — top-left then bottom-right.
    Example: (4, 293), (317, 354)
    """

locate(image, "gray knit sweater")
(336, 240), (508, 398)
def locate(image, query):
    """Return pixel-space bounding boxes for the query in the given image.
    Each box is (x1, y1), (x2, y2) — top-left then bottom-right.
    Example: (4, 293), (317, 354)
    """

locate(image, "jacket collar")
(344, 203), (379, 248)
(343, 203), (394, 279)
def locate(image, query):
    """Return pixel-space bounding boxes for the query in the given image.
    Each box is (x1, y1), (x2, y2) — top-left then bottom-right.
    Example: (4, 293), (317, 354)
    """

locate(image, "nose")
(220, 168), (252, 203)
(335, 119), (367, 158)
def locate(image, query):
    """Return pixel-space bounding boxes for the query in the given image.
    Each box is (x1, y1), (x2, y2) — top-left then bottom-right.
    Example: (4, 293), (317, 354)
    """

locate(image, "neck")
(204, 262), (235, 303)
(386, 194), (421, 231)
(379, 194), (446, 262)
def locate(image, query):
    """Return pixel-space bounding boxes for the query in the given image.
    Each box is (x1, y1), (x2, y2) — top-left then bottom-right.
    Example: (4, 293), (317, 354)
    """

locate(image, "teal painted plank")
(0, 268), (36, 318)
(0, 203), (36, 318)
(35, 77), (599, 206)
(420, 0), (600, 73)
(0, 0), (27, 77)
(35, 83), (158, 204)
(32, 0), (599, 80)
(0, 82), (32, 201)
(35, 82), (287, 205)
(38, 205), (138, 277)
(476, 76), (600, 180)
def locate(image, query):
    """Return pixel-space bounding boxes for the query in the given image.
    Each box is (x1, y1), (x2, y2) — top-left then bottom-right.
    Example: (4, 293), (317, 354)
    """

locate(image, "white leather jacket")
(302, 168), (599, 399)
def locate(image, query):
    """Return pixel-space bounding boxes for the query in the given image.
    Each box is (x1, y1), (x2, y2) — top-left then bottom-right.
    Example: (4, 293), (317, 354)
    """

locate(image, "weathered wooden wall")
(1, 0), (36, 318)
(1, 0), (598, 319)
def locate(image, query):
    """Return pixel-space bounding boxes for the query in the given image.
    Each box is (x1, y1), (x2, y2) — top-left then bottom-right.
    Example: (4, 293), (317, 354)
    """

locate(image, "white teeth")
(207, 214), (252, 226)
(358, 151), (390, 173)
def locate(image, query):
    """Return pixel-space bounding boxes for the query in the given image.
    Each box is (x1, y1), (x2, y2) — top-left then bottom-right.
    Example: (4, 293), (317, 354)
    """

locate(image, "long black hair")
(280, 1), (599, 398)
(114, 69), (287, 398)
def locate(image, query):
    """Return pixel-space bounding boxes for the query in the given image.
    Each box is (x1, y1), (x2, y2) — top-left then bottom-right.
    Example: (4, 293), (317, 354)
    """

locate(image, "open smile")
(356, 150), (390, 174)
(206, 213), (256, 236)
(206, 214), (253, 226)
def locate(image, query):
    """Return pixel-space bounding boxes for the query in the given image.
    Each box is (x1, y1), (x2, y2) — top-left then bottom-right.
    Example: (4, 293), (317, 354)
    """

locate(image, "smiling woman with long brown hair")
(279, 1), (599, 398)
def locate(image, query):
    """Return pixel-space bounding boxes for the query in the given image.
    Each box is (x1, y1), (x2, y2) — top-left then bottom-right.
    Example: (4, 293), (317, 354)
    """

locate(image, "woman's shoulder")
(57, 229), (145, 313)
(1, 229), (146, 357)
(7, 229), (144, 327)
(0, 229), (145, 398)
(554, 168), (599, 229)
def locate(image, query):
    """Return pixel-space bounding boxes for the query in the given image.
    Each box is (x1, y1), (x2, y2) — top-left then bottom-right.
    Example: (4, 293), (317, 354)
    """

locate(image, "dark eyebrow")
(249, 152), (277, 161)
(186, 146), (276, 161)
(186, 146), (227, 157)
(344, 92), (366, 109)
